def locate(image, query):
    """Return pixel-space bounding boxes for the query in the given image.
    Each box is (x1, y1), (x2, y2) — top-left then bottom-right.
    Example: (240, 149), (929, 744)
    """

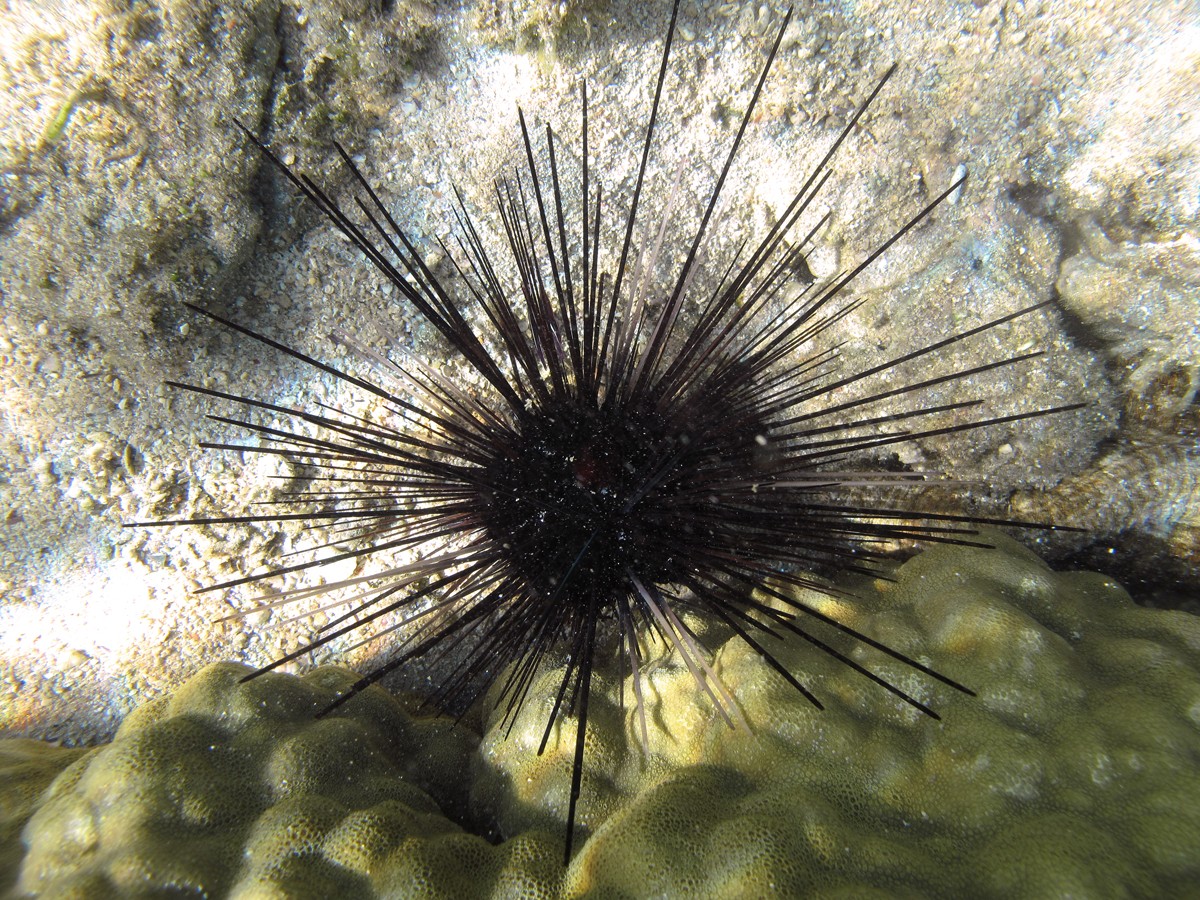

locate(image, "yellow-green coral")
(477, 535), (1200, 896)
(0, 739), (89, 896)
(7, 537), (1200, 897)
(12, 665), (562, 898)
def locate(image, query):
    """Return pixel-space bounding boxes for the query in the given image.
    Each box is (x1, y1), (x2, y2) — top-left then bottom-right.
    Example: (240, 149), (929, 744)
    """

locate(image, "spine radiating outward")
(135, 0), (1083, 864)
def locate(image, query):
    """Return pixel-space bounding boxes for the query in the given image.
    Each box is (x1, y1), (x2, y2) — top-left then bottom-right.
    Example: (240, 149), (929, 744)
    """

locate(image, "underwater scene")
(1, 0), (1197, 896)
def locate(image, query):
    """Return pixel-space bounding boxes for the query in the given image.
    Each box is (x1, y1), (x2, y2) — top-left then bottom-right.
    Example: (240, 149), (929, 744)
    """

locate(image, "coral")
(11, 665), (561, 899)
(0, 740), (89, 896)
(8, 537), (1200, 897)
(488, 534), (1200, 896)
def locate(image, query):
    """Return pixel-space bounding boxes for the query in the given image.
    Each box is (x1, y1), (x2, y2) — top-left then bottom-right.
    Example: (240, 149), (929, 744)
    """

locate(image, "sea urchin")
(138, 0), (1082, 862)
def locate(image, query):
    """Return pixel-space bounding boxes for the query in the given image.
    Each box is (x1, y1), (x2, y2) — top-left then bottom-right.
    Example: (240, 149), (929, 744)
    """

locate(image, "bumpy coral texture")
(11, 536), (1200, 897)
(0, 740), (88, 896)
(12, 666), (561, 898)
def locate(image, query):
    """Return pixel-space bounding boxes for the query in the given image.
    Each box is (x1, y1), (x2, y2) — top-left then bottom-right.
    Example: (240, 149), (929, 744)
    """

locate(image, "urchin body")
(484, 369), (769, 610)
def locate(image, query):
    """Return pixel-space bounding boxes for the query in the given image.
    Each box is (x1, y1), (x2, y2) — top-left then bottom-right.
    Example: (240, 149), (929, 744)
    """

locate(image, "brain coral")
(7, 534), (1200, 897)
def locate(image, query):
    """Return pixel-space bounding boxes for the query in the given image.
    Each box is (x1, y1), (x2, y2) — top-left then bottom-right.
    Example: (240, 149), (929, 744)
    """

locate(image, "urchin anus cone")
(135, 0), (1083, 862)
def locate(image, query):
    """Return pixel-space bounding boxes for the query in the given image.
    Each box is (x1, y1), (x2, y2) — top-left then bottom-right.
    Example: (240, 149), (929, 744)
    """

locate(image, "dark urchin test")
(141, 1), (1082, 863)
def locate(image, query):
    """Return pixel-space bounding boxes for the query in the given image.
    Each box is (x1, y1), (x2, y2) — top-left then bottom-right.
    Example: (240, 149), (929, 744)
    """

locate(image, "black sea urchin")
(140, 0), (1081, 862)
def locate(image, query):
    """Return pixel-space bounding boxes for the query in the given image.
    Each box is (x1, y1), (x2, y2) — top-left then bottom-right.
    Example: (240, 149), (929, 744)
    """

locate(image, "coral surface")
(0, 739), (88, 896)
(6, 537), (1199, 897)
